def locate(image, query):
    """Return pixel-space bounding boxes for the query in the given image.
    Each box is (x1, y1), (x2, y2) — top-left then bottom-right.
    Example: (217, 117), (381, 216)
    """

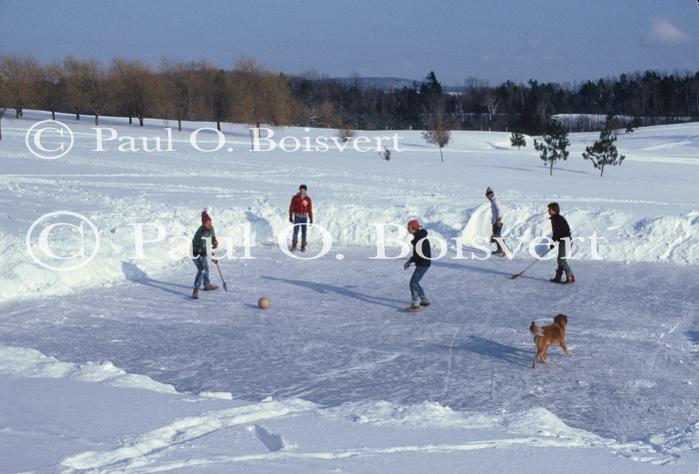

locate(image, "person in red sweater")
(289, 184), (313, 252)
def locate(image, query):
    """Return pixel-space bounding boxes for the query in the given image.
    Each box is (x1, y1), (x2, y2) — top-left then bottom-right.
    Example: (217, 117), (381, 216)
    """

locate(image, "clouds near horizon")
(644, 17), (691, 46)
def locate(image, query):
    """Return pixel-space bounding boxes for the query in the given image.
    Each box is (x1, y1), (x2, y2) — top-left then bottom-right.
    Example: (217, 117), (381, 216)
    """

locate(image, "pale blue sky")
(1, 0), (697, 85)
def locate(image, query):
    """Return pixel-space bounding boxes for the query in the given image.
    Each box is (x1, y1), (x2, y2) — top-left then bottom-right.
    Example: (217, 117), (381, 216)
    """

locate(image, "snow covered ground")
(6, 348), (694, 474)
(0, 111), (698, 472)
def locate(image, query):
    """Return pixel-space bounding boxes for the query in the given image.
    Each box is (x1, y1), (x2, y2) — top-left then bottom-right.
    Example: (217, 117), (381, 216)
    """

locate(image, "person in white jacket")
(485, 187), (504, 255)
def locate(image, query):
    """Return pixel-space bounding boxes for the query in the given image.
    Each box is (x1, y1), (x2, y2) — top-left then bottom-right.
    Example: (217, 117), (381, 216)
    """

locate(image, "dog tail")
(530, 321), (543, 337)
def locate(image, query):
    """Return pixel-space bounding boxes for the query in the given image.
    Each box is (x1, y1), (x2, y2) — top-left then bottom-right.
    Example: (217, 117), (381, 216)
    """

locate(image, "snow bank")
(2, 190), (696, 305)
(322, 401), (673, 464)
(0, 345), (176, 393)
(61, 398), (317, 471)
(61, 398), (679, 472)
(0, 344), (694, 472)
(1, 111), (698, 304)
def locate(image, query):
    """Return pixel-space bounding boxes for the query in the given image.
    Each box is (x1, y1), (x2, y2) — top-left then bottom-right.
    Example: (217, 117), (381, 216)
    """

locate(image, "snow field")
(1, 110), (698, 472)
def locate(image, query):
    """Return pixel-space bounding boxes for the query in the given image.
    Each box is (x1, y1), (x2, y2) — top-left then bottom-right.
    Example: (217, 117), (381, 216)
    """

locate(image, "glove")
(309, 219), (313, 224)
(212, 257), (219, 264)
(404, 261), (411, 270)
(289, 217), (294, 223)
(549, 244), (555, 250)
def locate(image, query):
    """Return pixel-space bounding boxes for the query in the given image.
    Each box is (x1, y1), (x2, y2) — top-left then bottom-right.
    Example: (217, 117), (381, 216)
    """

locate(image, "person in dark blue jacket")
(404, 219), (431, 311)
(548, 202), (575, 284)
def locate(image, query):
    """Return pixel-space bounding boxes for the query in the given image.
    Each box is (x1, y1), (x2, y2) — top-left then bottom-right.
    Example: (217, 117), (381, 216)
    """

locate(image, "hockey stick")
(213, 258), (228, 292)
(510, 259), (539, 279)
(511, 248), (550, 280)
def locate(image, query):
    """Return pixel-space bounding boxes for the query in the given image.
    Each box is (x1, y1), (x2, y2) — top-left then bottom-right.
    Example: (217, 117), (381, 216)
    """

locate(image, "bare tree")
(422, 100), (452, 162)
(38, 62), (64, 120)
(483, 90), (501, 124)
(112, 59), (160, 126)
(337, 126), (354, 142)
(232, 56), (265, 132)
(63, 56), (88, 120)
(312, 99), (353, 141)
(0, 76), (8, 140)
(161, 59), (197, 132)
(207, 68), (232, 131)
(0, 54), (40, 118)
(112, 59), (137, 124)
(232, 56), (296, 147)
(317, 100), (339, 128)
(80, 60), (112, 125)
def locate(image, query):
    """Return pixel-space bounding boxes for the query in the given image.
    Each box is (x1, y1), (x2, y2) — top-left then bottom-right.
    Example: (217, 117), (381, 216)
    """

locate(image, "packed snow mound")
(57, 393), (675, 472)
(61, 398), (317, 471)
(329, 401), (602, 441)
(0, 345), (176, 393)
(1, 111), (698, 304)
(325, 400), (481, 427)
(199, 390), (234, 400)
(1, 327), (694, 471)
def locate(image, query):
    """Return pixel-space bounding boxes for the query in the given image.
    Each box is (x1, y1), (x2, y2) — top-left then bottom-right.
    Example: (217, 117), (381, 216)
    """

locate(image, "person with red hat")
(288, 184), (313, 252)
(191, 209), (219, 299)
(404, 219), (431, 312)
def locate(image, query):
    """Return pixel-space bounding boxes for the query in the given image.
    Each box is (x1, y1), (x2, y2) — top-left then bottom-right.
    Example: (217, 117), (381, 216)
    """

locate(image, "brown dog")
(530, 314), (571, 368)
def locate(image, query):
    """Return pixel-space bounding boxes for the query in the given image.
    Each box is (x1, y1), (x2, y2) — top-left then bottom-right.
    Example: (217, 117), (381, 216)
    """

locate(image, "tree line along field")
(0, 54), (698, 140)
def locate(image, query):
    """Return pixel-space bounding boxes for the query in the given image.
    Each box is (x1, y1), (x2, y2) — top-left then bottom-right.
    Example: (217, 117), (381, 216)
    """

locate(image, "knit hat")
(407, 219), (421, 231)
(485, 186), (494, 196)
(201, 210), (212, 225)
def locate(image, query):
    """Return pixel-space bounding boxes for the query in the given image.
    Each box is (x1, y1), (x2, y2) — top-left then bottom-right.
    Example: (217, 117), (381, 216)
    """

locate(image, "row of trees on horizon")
(0, 53), (698, 140)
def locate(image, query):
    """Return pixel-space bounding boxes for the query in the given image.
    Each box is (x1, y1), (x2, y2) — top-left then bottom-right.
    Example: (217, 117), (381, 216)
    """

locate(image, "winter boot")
(301, 241), (307, 252)
(564, 275), (576, 285)
(549, 269), (563, 283)
(291, 240), (298, 252)
(192, 288), (199, 299)
(204, 283), (218, 291)
(419, 300), (431, 307)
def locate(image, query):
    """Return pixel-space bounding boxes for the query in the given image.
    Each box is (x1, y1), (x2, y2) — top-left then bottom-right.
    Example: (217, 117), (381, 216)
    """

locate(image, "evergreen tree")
(419, 71), (443, 124)
(583, 115), (625, 177)
(534, 119), (569, 175)
(510, 131), (526, 149)
(423, 71), (442, 96)
(625, 116), (642, 133)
